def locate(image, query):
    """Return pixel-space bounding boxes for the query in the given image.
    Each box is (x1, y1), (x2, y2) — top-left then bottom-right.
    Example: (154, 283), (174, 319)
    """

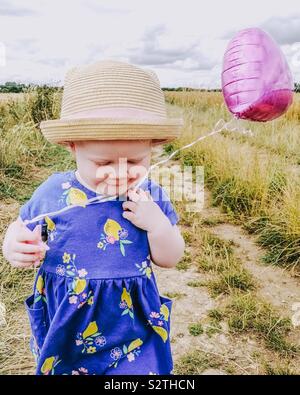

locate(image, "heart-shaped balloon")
(222, 28), (294, 122)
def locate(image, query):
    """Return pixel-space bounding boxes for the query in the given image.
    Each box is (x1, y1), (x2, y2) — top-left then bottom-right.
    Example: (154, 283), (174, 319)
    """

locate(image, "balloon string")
(24, 116), (252, 225)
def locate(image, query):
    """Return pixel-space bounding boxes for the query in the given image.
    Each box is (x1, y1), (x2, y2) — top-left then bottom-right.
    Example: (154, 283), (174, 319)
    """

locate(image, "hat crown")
(61, 60), (167, 119)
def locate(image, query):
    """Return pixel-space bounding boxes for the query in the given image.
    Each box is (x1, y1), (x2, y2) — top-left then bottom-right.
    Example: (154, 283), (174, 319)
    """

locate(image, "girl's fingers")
(122, 201), (137, 212)
(10, 259), (37, 268)
(14, 242), (44, 254)
(11, 252), (41, 263)
(136, 189), (150, 201)
(128, 188), (151, 202)
(122, 210), (136, 222)
(127, 188), (140, 202)
(17, 224), (41, 243)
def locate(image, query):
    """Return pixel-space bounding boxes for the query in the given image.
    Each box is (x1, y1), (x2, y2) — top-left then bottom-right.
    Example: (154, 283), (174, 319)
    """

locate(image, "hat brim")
(40, 117), (183, 146)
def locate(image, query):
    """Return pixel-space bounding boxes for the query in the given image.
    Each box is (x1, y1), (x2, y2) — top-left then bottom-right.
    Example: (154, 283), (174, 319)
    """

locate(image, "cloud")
(10, 38), (39, 55)
(127, 24), (217, 71)
(261, 15), (300, 45)
(84, 0), (132, 14)
(37, 57), (68, 68)
(0, 0), (37, 16)
(221, 15), (300, 46)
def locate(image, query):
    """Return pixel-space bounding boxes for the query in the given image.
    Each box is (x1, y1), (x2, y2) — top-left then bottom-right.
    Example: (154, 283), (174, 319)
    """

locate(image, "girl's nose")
(116, 164), (128, 179)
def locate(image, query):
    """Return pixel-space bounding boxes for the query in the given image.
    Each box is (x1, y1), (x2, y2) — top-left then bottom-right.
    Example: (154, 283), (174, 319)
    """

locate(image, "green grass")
(207, 309), (223, 321)
(263, 363), (298, 375)
(187, 280), (205, 288)
(188, 323), (204, 336)
(164, 292), (186, 300)
(244, 216), (300, 267)
(223, 293), (298, 356)
(205, 268), (256, 297)
(201, 216), (226, 227)
(173, 350), (224, 375)
(176, 251), (192, 271)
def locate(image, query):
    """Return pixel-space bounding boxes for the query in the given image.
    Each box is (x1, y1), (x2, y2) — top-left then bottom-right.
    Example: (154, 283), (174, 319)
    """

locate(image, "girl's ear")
(66, 142), (75, 155)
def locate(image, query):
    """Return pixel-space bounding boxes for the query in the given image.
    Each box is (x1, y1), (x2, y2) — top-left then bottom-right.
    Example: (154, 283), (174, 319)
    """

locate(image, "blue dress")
(19, 170), (179, 375)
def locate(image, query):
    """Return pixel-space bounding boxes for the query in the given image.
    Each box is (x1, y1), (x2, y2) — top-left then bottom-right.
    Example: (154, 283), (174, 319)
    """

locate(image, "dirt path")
(150, 142), (300, 375)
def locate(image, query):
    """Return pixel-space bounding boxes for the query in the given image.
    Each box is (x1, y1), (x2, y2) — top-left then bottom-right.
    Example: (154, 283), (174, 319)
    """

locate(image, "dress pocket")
(24, 294), (47, 350)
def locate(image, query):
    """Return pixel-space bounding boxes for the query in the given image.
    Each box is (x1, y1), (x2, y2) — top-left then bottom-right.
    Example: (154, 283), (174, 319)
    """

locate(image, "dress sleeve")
(18, 174), (56, 232)
(148, 180), (180, 226)
(19, 196), (39, 232)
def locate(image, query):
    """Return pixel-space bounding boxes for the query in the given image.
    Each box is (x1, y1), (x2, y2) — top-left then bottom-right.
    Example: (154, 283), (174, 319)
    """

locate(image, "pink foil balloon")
(222, 28), (294, 122)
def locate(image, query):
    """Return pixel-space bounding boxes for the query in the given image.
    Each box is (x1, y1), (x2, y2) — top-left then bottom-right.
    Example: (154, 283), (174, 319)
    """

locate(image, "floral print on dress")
(56, 252), (94, 308)
(45, 215), (57, 242)
(120, 288), (134, 319)
(59, 182), (88, 207)
(109, 338), (143, 368)
(97, 219), (133, 257)
(34, 275), (47, 304)
(135, 254), (152, 279)
(40, 355), (61, 375)
(71, 367), (94, 375)
(76, 321), (107, 354)
(147, 303), (170, 343)
(21, 173), (177, 375)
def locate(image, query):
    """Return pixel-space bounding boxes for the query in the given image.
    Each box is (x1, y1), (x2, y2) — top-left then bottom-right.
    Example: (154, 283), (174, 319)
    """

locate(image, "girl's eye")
(95, 160), (142, 166)
(95, 162), (110, 166)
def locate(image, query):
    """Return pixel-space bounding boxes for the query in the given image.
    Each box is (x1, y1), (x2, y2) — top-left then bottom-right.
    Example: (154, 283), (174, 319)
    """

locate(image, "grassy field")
(0, 90), (299, 374)
(165, 91), (300, 269)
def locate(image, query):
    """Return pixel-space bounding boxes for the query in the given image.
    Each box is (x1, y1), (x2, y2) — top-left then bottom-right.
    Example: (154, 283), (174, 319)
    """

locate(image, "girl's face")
(69, 139), (152, 196)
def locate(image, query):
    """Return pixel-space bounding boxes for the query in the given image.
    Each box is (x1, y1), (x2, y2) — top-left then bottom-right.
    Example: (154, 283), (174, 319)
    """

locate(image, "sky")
(0, 0), (299, 88)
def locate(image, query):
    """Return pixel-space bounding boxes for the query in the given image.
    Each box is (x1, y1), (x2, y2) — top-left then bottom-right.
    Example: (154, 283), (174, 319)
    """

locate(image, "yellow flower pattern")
(56, 252), (93, 309)
(135, 255), (152, 279)
(40, 356), (61, 375)
(109, 338), (143, 368)
(45, 215), (57, 242)
(119, 287), (134, 319)
(59, 184), (88, 207)
(147, 302), (171, 343)
(97, 218), (133, 256)
(34, 275), (46, 304)
(62, 252), (71, 263)
(76, 321), (107, 354)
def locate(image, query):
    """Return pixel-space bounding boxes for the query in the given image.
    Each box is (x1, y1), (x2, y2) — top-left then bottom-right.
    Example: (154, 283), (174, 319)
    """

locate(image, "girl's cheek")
(128, 164), (148, 180)
(95, 165), (113, 181)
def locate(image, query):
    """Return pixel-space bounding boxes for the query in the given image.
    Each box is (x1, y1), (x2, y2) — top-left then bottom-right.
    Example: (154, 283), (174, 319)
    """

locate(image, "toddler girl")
(2, 60), (185, 375)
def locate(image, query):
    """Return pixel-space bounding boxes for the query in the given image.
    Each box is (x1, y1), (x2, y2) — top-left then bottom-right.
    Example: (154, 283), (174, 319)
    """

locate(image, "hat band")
(62, 107), (166, 120)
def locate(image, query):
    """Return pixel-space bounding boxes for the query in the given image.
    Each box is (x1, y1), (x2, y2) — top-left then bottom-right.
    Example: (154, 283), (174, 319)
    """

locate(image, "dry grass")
(164, 91), (300, 268)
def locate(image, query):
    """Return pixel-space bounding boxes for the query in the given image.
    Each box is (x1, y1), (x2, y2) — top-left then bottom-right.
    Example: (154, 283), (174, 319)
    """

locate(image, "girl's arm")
(122, 188), (185, 268)
(147, 223), (185, 268)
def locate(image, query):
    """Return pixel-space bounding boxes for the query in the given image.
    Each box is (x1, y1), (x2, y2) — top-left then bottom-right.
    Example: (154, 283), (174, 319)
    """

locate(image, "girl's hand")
(122, 188), (170, 232)
(2, 218), (49, 268)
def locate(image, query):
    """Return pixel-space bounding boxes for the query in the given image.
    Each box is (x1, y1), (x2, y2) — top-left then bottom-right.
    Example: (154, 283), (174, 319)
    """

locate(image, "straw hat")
(40, 60), (183, 146)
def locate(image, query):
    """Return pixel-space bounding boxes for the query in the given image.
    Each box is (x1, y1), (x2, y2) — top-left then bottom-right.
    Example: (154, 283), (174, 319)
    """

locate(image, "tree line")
(1, 81), (300, 93)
